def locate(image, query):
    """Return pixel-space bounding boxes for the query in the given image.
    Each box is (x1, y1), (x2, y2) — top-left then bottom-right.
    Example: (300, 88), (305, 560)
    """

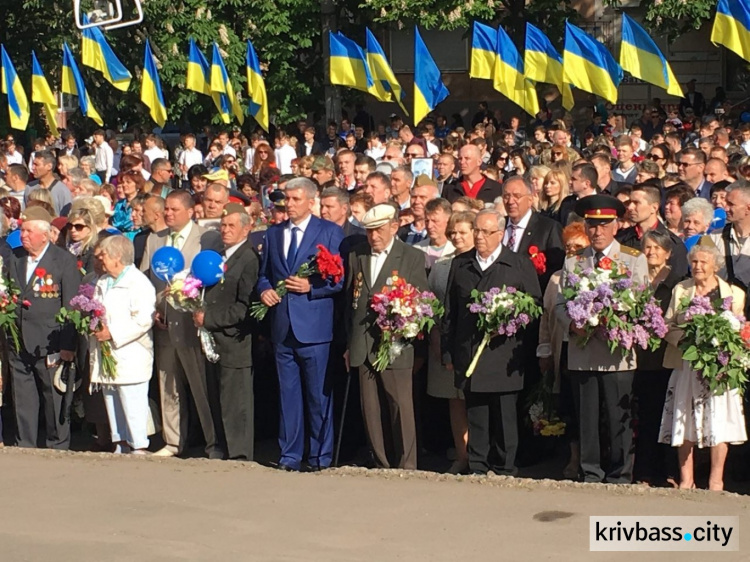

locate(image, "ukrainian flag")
(493, 26), (539, 117)
(365, 28), (408, 115)
(210, 43), (244, 125)
(524, 22), (574, 110)
(186, 39), (225, 121)
(246, 40), (269, 132)
(620, 15), (682, 97)
(712, 0), (750, 63)
(141, 40), (167, 128)
(414, 27), (449, 125)
(31, 51), (59, 136)
(0, 45), (29, 131)
(470, 22), (497, 80)
(329, 31), (373, 93)
(81, 15), (132, 91)
(563, 22), (622, 105)
(62, 43), (103, 126)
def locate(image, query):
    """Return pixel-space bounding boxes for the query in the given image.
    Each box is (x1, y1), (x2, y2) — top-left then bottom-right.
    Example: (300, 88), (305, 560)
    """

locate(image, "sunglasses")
(646, 154), (663, 161)
(70, 223), (89, 231)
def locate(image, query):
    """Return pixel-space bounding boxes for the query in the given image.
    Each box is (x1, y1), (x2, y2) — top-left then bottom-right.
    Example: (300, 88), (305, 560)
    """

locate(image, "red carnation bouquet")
(0, 258), (27, 351)
(250, 244), (344, 320)
(528, 245), (546, 275)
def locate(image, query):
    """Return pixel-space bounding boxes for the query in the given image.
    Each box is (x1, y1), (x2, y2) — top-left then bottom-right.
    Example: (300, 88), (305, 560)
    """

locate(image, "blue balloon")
(684, 234), (701, 253)
(742, 112), (750, 123)
(151, 246), (185, 282)
(709, 207), (727, 232)
(191, 250), (225, 287)
(6, 229), (21, 249)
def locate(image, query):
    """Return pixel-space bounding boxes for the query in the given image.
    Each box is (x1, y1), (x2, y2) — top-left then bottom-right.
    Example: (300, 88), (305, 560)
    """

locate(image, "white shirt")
(223, 145), (237, 158)
(95, 142), (114, 182)
(426, 140), (440, 157)
(365, 145), (385, 161)
(370, 237), (395, 282)
(275, 144), (297, 175)
(26, 243), (51, 284)
(178, 147), (204, 180)
(144, 146), (164, 168)
(502, 208), (533, 252)
(284, 214), (312, 260)
(596, 241), (616, 260)
(743, 141), (750, 156)
(476, 244), (503, 272)
(6, 150), (23, 165)
(244, 147), (256, 171)
(224, 240), (246, 261)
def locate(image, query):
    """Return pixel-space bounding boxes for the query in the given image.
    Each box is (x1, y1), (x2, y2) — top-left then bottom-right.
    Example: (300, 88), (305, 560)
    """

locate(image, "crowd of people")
(1, 93), (750, 492)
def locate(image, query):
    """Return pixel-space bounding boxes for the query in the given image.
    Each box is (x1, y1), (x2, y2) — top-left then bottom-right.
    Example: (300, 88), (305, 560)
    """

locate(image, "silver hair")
(681, 197), (714, 226)
(285, 177), (318, 199)
(688, 240), (725, 271)
(475, 209), (506, 232)
(502, 175), (533, 195)
(727, 179), (750, 200)
(79, 178), (100, 196)
(99, 234), (135, 266)
(67, 167), (88, 187)
(392, 166), (414, 185)
(26, 220), (51, 234)
(80, 155), (96, 169)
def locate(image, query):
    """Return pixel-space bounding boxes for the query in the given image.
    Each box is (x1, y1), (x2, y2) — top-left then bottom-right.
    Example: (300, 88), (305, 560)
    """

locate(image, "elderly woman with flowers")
(659, 237), (747, 491)
(91, 235), (156, 454)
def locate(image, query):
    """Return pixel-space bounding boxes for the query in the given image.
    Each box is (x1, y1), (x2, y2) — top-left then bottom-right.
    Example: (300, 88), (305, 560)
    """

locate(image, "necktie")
(506, 224), (517, 251)
(169, 231), (180, 250)
(595, 251), (605, 267)
(287, 227), (299, 270)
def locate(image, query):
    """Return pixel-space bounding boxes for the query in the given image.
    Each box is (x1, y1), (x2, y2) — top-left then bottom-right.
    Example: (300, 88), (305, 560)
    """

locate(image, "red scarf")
(461, 176), (486, 199)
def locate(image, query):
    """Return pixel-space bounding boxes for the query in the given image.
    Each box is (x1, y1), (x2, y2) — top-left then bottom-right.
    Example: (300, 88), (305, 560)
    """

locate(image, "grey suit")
(345, 239), (429, 469)
(555, 241), (649, 483)
(141, 222), (223, 456)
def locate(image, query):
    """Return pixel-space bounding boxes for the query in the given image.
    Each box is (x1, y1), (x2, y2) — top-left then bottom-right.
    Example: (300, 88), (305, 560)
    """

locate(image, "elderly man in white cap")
(344, 202), (429, 470)
(7, 206), (81, 448)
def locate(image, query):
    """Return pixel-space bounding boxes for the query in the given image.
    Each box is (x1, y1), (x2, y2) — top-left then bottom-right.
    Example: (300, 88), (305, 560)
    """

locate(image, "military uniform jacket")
(345, 239), (429, 370)
(555, 241), (649, 372)
(442, 248), (542, 393)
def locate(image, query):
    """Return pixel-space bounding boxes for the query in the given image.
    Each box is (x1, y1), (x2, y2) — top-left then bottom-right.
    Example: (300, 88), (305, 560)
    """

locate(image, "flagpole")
(321, 0), (342, 125)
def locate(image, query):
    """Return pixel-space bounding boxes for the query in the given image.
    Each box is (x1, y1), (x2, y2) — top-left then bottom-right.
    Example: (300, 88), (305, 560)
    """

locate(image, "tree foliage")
(604, 0), (716, 39)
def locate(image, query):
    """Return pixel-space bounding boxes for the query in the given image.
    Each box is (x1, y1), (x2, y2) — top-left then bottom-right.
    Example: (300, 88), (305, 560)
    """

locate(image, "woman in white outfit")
(91, 235), (156, 454)
(659, 239), (747, 491)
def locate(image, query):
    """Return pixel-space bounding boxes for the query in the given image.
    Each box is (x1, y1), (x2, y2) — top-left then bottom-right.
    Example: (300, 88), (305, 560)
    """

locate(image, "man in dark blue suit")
(257, 178), (345, 471)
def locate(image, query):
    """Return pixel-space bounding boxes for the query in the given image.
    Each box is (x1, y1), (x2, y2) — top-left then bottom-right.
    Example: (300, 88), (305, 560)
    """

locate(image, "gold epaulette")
(619, 245), (642, 257)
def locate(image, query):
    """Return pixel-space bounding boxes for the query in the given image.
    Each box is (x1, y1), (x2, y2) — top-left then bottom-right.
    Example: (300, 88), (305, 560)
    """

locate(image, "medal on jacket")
(353, 271), (363, 310)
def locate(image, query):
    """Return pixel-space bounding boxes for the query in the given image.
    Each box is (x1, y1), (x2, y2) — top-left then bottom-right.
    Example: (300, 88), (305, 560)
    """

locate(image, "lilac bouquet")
(56, 284), (117, 380)
(465, 286), (542, 378)
(561, 261), (668, 356)
(164, 272), (219, 363)
(677, 295), (750, 394)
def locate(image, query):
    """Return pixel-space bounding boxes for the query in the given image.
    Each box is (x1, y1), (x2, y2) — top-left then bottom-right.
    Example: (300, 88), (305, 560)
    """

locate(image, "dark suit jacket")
(442, 248), (542, 393)
(203, 241), (259, 369)
(346, 239), (429, 369)
(616, 221), (689, 280)
(9, 243), (81, 357)
(297, 141), (325, 158)
(514, 212), (564, 293)
(679, 92), (706, 117)
(443, 177), (503, 204)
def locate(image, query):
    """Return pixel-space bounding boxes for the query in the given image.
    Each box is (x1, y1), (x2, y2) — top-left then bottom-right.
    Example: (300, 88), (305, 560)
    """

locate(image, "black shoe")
(275, 463), (296, 472)
(306, 465), (329, 473)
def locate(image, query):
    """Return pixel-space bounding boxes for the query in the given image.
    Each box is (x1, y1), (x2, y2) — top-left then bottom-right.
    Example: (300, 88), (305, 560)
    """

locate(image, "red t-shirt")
(461, 176), (486, 199)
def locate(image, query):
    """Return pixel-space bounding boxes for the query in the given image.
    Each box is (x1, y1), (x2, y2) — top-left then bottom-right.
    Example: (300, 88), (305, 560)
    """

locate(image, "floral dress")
(658, 288), (748, 448)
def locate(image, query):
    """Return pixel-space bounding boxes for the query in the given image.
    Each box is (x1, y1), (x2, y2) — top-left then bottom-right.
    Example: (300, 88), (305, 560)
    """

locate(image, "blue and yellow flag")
(621, 14), (682, 97)
(31, 51), (59, 136)
(62, 43), (103, 126)
(365, 28), (407, 115)
(0, 45), (29, 131)
(470, 22), (497, 80)
(186, 39), (225, 120)
(329, 31), (373, 93)
(246, 40), (269, 132)
(563, 22), (622, 105)
(414, 28), (449, 125)
(141, 40), (167, 128)
(81, 15), (132, 91)
(524, 23), (574, 110)
(494, 26), (539, 117)
(210, 43), (244, 125)
(712, 0), (750, 63)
